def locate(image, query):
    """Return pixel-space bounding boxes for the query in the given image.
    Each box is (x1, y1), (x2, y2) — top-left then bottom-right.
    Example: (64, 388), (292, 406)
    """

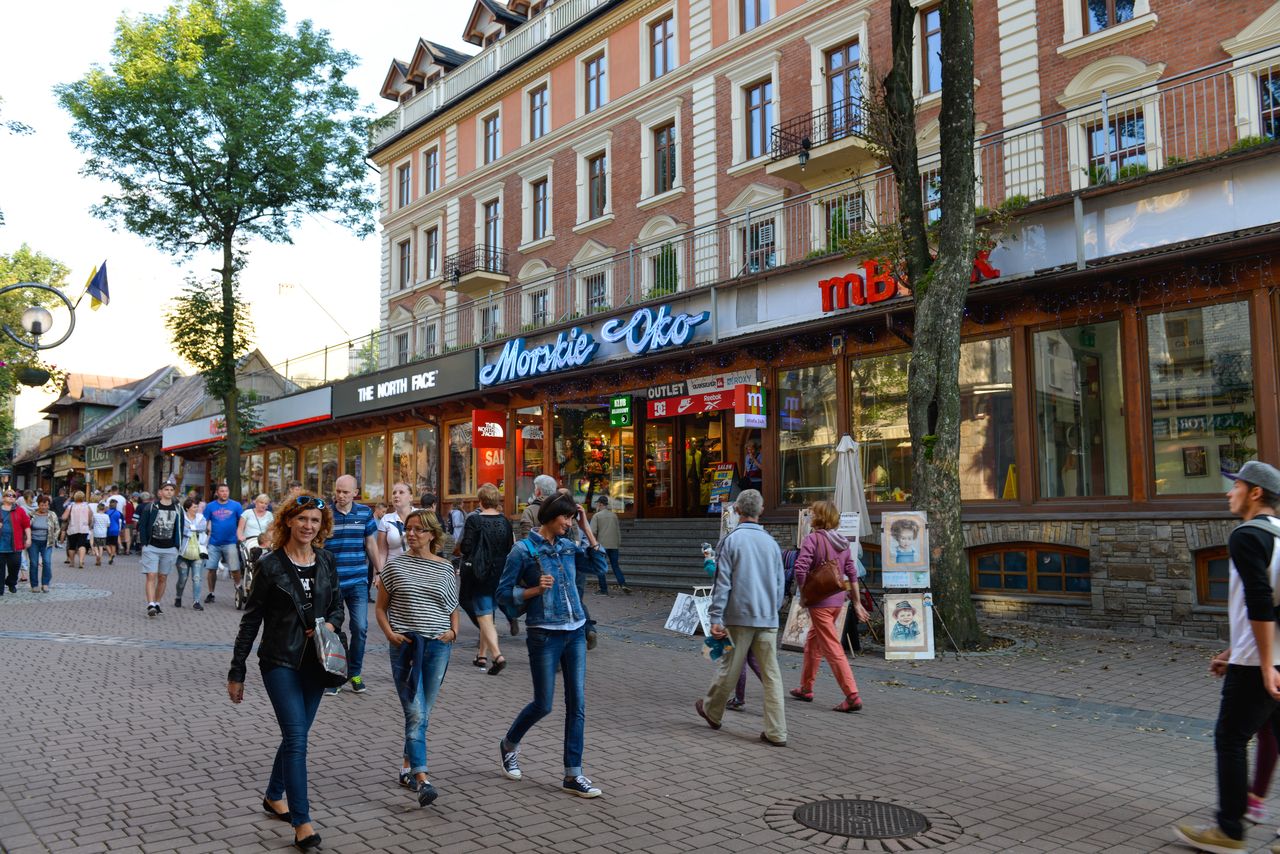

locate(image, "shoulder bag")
(800, 532), (851, 608)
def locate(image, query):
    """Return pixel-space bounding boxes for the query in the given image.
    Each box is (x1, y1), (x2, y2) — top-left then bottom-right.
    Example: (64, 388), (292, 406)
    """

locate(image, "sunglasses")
(294, 496), (327, 510)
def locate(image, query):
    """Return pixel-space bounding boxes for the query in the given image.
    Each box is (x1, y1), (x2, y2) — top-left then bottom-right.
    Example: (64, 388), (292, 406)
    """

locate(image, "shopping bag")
(313, 618), (349, 688)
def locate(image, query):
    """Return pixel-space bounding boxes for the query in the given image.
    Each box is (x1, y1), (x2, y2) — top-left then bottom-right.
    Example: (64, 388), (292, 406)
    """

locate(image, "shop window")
(1262, 68), (1280, 141)
(555, 402), (634, 510)
(239, 452), (265, 504)
(515, 407), (546, 512)
(390, 430), (415, 494)
(1146, 302), (1255, 495)
(266, 448), (296, 503)
(959, 338), (1016, 500)
(1196, 546), (1230, 606)
(778, 363), (838, 505)
(1083, 0), (1135, 33)
(415, 426), (439, 498)
(850, 352), (911, 503)
(970, 543), (1091, 596)
(1086, 111), (1147, 184)
(303, 441), (338, 497)
(343, 433), (387, 503)
(1033, 320), (1128, 498)
(446, 421), (473, 497)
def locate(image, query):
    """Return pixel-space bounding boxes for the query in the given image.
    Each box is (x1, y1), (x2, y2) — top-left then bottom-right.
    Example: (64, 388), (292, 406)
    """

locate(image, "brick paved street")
(0, 553), (1273, 853)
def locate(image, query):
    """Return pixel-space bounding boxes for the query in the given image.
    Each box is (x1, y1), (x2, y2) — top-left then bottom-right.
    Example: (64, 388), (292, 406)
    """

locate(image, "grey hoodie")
(708, 522), (785, 628)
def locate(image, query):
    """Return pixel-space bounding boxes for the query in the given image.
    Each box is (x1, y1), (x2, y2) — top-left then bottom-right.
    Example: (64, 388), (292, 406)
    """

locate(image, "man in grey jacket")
(518, 474), (558, 540)
(694, 489), (788, 746)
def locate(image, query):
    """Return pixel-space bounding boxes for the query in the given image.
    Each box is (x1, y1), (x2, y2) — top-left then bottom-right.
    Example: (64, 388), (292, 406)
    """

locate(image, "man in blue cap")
(1176, 461), (1280, 853)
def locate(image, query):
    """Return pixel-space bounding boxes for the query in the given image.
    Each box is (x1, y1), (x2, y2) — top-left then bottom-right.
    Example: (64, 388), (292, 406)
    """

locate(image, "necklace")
(285, 545), (314, 566)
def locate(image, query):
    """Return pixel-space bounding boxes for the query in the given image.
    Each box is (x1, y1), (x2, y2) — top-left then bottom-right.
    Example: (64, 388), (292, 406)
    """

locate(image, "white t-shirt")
(92, 512), (110, 538)
(240, 509), (274, 548)
(379, 509), (416, 560)
(107, 494), (128, 515)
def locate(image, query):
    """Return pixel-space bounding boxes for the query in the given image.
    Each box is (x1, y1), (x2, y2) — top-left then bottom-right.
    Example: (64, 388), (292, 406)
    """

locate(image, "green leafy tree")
(0, 246), (72, 455)
(57, 0), (376, 497)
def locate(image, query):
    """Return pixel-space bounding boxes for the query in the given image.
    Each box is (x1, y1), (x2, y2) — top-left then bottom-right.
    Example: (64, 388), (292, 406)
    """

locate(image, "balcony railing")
(260, 47), (1280, 390)
(370, 0), (615, 149)
(771, 99), (871, 160)
(444, 245), (508, 281)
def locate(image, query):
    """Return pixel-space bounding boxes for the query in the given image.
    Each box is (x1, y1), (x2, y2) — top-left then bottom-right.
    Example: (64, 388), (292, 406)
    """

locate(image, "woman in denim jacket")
(497, 493), (608, 799)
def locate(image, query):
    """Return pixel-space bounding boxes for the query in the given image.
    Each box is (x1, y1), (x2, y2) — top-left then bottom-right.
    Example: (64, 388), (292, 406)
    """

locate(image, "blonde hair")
(405, 509), (446, 553)
(809, 499), (840, 531)
(73, 490), (85, 502)
(477, 482), (501, 509)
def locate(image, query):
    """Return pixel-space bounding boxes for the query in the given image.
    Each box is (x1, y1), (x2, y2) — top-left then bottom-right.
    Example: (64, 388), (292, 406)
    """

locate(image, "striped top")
(324, 502), (378, 587)
(380, 553), (459, 637)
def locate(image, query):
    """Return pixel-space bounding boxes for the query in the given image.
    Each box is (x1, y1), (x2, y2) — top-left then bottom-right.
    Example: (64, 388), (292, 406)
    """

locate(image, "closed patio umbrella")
(834, 434), (872, 538)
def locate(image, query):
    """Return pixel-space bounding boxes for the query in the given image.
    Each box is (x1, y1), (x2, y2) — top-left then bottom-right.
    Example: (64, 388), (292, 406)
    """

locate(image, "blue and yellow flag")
(85, 262), (109, 310)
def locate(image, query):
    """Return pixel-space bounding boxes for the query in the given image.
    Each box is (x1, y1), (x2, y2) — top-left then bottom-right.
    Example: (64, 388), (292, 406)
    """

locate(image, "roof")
(101, 374), (208, 449)
(420, 39), (471, 70)
(41, 374), (144, 413)
(464, 0), (527, 45)
(56, 367), (181, 452)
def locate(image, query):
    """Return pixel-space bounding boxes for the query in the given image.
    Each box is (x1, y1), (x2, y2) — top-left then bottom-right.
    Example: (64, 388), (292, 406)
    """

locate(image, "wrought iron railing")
(444, 245), (509, 282)
(770, 99), (870, 160)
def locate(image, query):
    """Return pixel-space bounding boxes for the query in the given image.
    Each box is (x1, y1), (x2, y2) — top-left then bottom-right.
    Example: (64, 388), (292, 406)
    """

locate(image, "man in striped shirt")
(324, 474), (382, 695)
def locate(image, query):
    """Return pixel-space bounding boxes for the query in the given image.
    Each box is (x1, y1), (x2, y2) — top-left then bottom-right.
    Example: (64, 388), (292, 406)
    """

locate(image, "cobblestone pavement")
(0, 553), (1273, 853)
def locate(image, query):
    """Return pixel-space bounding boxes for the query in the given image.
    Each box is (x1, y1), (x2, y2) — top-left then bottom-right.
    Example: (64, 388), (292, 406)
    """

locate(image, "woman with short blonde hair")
(461, 483), (514, 674)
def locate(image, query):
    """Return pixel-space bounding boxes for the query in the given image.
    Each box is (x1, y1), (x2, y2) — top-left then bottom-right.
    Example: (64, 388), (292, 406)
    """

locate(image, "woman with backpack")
(460, 483), (514, 674)
(789, 499), (869, 713)
(497, 492), (609, 799)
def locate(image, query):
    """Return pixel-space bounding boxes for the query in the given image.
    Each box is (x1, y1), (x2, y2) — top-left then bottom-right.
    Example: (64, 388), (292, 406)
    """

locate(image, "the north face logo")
(478, 423), (504, 438)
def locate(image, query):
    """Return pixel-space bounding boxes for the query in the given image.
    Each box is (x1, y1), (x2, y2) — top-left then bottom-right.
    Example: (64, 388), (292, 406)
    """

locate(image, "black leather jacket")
(228, 548), (345, 683)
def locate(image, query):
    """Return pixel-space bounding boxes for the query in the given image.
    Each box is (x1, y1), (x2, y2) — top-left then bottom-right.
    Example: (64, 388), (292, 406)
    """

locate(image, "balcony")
(445, 245), (510, 298)
(767, 100), (880, 186)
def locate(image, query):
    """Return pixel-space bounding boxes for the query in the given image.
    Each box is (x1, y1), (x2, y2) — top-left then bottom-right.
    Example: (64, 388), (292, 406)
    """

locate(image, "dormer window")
(484, 31), (502, 47)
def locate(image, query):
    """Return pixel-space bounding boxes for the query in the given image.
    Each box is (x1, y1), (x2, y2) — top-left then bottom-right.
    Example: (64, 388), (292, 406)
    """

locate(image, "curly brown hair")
(269, 494), (334, 548)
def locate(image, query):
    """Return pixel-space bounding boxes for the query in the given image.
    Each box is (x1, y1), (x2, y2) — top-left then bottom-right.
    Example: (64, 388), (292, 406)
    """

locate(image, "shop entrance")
(643, 411), (747, 517)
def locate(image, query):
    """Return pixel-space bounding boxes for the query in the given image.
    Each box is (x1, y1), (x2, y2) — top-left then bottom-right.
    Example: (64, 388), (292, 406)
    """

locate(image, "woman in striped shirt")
(375, 508), (459, 807)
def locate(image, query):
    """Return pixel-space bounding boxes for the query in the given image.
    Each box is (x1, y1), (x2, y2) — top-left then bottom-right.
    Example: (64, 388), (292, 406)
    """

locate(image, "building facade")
(179, 0), (1280, 637)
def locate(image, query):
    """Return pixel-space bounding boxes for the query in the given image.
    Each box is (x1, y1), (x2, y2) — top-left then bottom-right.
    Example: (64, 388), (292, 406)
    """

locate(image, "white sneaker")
(563, 775), (602, 798)
(1248, 794), (1268, 823)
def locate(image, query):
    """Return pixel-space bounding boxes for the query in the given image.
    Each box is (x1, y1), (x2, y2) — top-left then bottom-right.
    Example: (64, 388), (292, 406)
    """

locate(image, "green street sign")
(610, 394), (632, 427)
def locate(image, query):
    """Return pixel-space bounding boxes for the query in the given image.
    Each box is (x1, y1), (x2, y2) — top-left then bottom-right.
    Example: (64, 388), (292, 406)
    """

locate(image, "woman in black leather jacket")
(228, 495), (342, 851)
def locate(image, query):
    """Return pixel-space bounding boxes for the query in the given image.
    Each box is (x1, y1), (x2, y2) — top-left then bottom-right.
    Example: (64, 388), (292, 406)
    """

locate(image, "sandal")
(834, 693), (864, 713)
(473, 656), (488, 670)
(488, 656), (507, 676)
(789, 688), (814, 702)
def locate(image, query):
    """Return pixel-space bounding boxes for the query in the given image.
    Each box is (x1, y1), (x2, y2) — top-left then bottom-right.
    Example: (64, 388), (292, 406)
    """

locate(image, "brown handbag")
(800, 533), (850, 607)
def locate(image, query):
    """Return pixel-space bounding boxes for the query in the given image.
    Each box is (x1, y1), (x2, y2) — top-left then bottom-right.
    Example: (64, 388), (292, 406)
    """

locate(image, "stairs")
(617, 518), (724, 591)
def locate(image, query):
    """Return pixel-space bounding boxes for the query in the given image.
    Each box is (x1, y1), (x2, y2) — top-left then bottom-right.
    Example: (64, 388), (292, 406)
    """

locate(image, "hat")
(595, 495), (609, 506)
(162, 477), (177, 487)
(1225, 460), (1280, 495)
(893, 600), (916, 616)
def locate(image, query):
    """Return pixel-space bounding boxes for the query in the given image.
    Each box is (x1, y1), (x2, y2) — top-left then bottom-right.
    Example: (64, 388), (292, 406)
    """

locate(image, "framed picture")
(884, 592), (935, 660)
(1219, 444), (1244, 475)
(781, 596), (849, 651)
(881, 510), (928, 571)
(1183, 446), (1208, 478)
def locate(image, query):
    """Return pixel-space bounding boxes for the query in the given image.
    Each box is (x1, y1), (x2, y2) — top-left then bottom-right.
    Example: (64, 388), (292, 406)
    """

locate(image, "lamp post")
(1, 282), (76, 387)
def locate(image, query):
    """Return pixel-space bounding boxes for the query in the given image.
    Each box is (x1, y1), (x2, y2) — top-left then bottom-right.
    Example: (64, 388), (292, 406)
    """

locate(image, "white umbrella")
(834, 434), (873, 538)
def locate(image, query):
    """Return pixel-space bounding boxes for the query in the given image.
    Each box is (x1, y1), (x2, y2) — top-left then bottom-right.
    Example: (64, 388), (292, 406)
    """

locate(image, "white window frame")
(418, 212), (444, 283)
(519, 159), (555, 250)
(911, 0), (942, 106)
(577, 43), (610, 118)
(730, 0), (774, 37)
(722, 182), (787, 273)
(477, 106), (503, 167)
(521, 278), (554, 330)
(722, 49), (781, 175)
(637, 215), (686, 298)
(395, 331), (411, 366)
(476, 302), (503, 343)
(1222, 9), (1280, 140)
(581, 269), (611, 316)
(396, 236), (413, 289)
(802, 13), (872, 116)
(1058, 56), (1165, 191)
(636, 97), (684, 206)
(417, 315), (439, 359)
(573, 129), (614, 232)
(472, 181), (506, 251)
(570, 240), (614, 317)
(640, 4), (680, 84)
(810, 182), (874, 255)
(523, 74), (552, 144)
(1060, 0), (1156, 58)
(395, 157), (413, 209)
(422, 144), (440, 196)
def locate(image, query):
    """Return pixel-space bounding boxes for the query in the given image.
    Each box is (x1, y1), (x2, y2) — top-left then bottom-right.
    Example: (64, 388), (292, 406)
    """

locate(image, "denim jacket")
(497, 531), (606, 629)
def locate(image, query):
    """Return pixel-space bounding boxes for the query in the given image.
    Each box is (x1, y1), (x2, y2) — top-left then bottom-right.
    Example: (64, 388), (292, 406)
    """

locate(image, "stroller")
(236, 542), (265, 610)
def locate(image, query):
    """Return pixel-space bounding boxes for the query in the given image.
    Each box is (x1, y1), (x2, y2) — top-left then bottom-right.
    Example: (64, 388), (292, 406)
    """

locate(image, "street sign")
(610, 394), (632, 427)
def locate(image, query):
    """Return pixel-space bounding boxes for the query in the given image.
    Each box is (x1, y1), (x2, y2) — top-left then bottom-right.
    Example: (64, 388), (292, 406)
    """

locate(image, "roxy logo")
(477, 422), (504, 439)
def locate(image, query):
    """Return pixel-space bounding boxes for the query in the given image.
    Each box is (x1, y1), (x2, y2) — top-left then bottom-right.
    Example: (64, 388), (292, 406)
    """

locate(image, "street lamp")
(2, 282), (76, 387)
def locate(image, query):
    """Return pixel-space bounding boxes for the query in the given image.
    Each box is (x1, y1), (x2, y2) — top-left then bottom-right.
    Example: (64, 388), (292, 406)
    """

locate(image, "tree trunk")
(220, 238), (241, 500)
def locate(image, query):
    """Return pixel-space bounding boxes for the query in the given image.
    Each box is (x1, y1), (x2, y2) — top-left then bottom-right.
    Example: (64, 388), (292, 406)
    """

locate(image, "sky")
(0, 0), (479, 431)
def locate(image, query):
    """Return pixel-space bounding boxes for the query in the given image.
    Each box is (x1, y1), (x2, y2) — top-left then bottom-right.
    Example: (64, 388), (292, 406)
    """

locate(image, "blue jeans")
(261, 662), (326, 827)
(505, 626), (587, 776)
(175, 557), (202, 602)
(389, 639), (451, 775)
(599, 549), (627, 592)
(341, 582), (369, 678)
(27, 542), (52, 588)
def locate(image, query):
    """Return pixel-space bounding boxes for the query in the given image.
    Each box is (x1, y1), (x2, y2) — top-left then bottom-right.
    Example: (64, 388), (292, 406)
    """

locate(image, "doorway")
(641, 411), (730, 517)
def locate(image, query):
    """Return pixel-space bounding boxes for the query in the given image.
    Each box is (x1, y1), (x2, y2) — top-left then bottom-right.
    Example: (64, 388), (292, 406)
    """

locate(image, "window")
(588, 153), (608, 220)
(745, 80), (773, 160)
(398, 240), (412, 289)
(1196, 546), (1230, 606)
(529, 84), (549, 141)
(959, 338), (1016, 500)
(303, 441), (339, 497)
(530, 289), (548, 326)
(395, 333), (409, 366)
(1033, 320), (1128, 497)
(446, 421), (473, 497)
(554, 402), (634, 510)
(778, 363), (838, 504)
(1083, 0), (1135, 34)
(481, 305), (501, 341)
(342, 434), (387, 502)
(266, 449), (296, 503)
(827, 39), (861, 139)
(419, 320), (437, 357)
(483, 112), (500, 164)
(850, 353), (910, 502)
(823, 193), (864, 252)
(532, 179), (549, 241)
(1147, 302), (1255, 495)
(742, 219), (776, 273)
(653, 122), (677, 195)
(515, 407), (546, 512)
(397, 163), (411, 207)
(1261, 69), (1280, 140)
(971, 544), (1091, 595)
(650, 13), (675, 80)
(1087, 111), (1147, 183)
(416, 425), (439, 497)
(741, 0), (771, 32)
(483, 199), (501, 252)
(921, 5), (942, 95)
(423, 227), (439, 280)
(585, 272), (608, 314)
(584, 52), (606, 114)
(921, 168), (942, 224)
(423, 148), (438, 195)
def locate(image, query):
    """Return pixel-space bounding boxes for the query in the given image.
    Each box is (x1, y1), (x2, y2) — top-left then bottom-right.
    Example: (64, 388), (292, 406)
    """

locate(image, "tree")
(57, 0), (375, 497)
(854, 1), (983, 646)
(0, 246), (71, 454)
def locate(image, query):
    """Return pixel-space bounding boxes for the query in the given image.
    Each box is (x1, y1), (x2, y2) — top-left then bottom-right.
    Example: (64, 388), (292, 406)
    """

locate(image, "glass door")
(643, 421), (676, 516)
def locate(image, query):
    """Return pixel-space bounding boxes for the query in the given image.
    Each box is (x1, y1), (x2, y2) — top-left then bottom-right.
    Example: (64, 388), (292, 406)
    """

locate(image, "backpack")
(463, 519), (500, 585)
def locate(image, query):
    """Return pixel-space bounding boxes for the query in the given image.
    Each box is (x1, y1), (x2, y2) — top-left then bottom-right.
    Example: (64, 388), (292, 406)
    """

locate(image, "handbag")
(313, 618), (349, 687)
(181, 530), (200, 561)
(800, 533), (850, 607)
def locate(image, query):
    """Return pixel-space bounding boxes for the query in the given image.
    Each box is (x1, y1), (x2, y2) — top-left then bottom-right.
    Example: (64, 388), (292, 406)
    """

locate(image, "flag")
(86, 262), (109, 310)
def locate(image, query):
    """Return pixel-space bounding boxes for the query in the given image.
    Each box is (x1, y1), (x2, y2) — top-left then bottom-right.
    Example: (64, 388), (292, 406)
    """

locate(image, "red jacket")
(2, 505), (31, 550)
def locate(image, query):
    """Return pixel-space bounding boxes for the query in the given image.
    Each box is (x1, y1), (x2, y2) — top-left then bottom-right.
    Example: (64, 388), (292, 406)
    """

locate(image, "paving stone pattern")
(0, 554), (1272, 852)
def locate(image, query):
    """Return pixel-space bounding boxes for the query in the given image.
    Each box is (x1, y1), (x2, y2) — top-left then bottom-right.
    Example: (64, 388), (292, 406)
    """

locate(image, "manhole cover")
(792, 799), (930, 839)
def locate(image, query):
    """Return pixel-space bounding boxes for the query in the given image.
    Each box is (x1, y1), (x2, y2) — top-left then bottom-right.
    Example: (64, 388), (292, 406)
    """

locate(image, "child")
(889, 517), (921, 565)
(91, 503), (110, 566)
(890, 601), (920, 642)
(105, 499), (124, 565)
(702, 543), (761, 712)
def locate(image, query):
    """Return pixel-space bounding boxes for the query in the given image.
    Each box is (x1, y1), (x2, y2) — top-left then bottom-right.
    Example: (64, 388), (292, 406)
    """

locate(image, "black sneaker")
(192, 602), (204, 612)
(350, 676), (367, 694)
(398, 769), (415, 790)
(417, 781), (438, 807)
(174, 597), (182, 608)
(205, 593), (215, 604)
(147, 604), (158, 617)
(500, 742), (522, 780)
(563, 775), (602, 798)
(155, 605), (162, 615)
